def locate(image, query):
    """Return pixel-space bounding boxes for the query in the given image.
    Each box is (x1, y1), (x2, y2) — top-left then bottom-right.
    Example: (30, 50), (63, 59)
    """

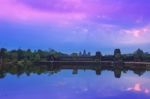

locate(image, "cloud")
(117, 25), (150, 45)
(127, 83), (150, 94)
(0, 0), (130, 26)
(58, 23), (150, 46)
(0, 0), (86, 26)
(127, 83), (142, 92)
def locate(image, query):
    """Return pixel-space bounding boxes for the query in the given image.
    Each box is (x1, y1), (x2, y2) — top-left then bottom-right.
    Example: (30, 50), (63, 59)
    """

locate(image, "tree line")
(0, 48), (67, 64)
(0, 48), (150, 65)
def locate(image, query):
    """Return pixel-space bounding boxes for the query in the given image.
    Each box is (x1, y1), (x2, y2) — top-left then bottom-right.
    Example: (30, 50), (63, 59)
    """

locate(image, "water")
(0, 66), (150, 99)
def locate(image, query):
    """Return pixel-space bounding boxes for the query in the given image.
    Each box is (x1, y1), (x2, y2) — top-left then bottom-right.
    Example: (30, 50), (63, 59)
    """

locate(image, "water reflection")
(0, 63), (150, 99)
(0, 63), (149, 79)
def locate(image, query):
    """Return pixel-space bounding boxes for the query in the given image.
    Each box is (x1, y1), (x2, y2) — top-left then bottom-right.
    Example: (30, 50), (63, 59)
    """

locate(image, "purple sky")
(0, 0), (150, 53)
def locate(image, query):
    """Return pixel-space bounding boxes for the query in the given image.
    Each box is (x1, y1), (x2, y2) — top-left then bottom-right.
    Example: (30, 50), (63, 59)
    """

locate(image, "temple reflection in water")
(0, 62), (149, 79)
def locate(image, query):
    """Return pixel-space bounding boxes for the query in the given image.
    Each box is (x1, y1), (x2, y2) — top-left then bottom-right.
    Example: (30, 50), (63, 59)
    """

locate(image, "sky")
(0, 0), (150, 53)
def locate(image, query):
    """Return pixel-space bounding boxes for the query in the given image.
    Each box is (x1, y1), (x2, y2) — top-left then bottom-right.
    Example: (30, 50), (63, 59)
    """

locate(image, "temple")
(49, 51), (102, 61)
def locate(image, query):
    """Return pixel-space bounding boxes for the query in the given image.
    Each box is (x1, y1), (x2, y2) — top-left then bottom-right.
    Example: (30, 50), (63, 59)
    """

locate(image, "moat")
(1, 63), (150, 99)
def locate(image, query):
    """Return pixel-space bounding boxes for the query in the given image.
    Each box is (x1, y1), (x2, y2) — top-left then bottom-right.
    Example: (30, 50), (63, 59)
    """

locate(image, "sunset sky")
(0, 0), (150, 53)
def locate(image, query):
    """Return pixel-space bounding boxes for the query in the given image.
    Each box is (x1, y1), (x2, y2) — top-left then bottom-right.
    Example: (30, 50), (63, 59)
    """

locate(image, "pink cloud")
(0, 0), (86, 26)
(0, 0), (122, 26)
(127, 83), (142, 92)
(145, 88), (150, 94)
(122, 26), (150, 38)
(118, 25), (150, 44)
(127, 83), (150, 94)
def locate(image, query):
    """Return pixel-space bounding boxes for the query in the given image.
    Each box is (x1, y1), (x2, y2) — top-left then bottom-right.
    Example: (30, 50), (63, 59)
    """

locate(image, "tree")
(25, 49), (33, 60)
(134, 49), (144, 57)
(134, 49), (144, 61)
(10, 50), (18, 62)
(0, 48), (7, 57)
(71, 53), (78, 57)
(34, 54), (41, 62)
(17, 49), (25, 61)
(0, 48), (7, 64)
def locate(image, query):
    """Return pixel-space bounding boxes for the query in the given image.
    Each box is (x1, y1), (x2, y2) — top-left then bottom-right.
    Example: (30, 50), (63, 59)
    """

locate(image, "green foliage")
(0, 48), (68, 63)
(34, 54), (41, 62)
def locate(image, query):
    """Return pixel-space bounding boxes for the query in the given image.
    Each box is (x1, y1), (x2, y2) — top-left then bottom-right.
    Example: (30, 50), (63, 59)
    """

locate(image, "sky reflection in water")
(0, 70), (150, 99)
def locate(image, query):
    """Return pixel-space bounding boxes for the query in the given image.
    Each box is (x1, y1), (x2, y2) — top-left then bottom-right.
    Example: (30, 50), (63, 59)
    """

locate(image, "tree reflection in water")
(0, 63), (148, 79)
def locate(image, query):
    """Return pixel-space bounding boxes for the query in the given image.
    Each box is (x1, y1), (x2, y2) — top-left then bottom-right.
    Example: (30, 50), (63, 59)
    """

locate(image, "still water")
(0, 66), (150, 99)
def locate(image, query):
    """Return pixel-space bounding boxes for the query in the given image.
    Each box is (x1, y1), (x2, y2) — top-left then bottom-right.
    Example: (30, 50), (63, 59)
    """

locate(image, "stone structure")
(49, 51), (102, 61)
(114, 49), (122, 61)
